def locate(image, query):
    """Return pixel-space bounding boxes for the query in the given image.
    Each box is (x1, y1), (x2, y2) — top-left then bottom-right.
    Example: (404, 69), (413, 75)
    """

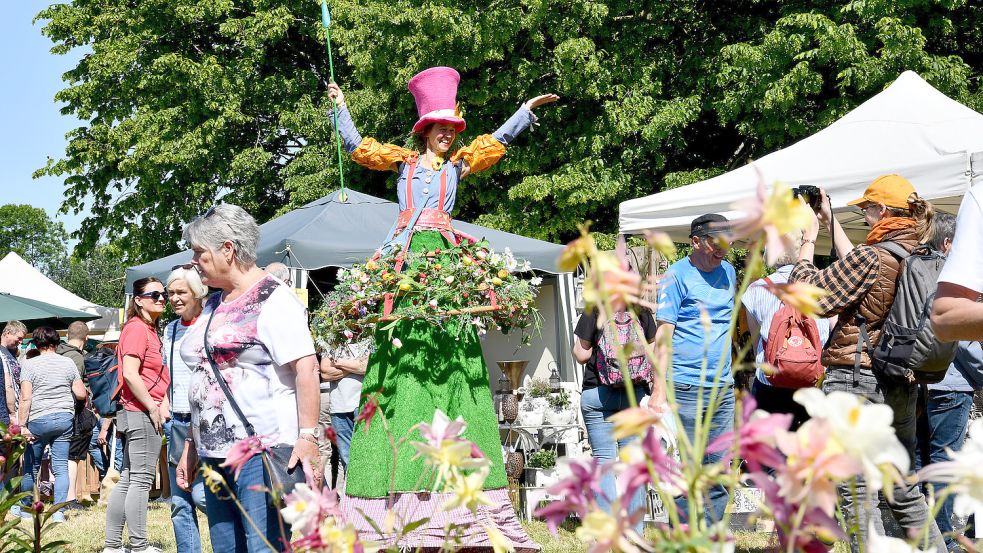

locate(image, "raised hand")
(523, 94), (559, 111)
(327, 83), (346, 107)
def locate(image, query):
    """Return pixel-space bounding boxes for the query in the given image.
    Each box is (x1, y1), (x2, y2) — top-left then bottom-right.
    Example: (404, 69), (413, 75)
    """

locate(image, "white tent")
(619, 71), (983, 243)
(0, 252), (120, 335)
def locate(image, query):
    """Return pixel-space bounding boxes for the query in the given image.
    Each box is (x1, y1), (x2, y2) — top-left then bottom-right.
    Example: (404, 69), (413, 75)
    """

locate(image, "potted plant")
(517, 378), (551, 426)
(544, 389), (577, 426)
(524, 448), (557, 488)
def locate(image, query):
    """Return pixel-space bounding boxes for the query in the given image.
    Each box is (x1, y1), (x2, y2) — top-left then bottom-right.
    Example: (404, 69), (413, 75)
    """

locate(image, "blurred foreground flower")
(443, 466), (493, 512)
(418, 409), (467, 447)
(608, 407), (661, 441)
(582, 251), (642, 312)
(281, 483), (324, 535)
(412, 409), (490, 489)
(356, 393), (380, 434)
(794, 388), (909, 493)
(918, 419), (983, 517)
(729, 180), (814, 265)
(483, 524), (516, 553)
(221, 435), (269, 478)
(644, 230), (676, 259)
(764, 281), (829, 319)
(558, 226), (598, 272)
(749, 471), (843, 553)
(773, 418), (860, 516)
(707, 397), (791, 472)
(575, 509), (647, 553)
(535, 458), (605, 533)
(865, 521), (935, 553)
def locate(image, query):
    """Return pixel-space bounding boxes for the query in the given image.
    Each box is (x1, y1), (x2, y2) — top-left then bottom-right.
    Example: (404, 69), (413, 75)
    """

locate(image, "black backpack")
(83, 348), (122, 416)
(869, 242), (958, 384)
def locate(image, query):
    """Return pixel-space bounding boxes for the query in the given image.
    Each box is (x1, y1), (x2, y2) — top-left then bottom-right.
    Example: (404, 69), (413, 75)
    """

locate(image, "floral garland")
(311, 239), (543, 348)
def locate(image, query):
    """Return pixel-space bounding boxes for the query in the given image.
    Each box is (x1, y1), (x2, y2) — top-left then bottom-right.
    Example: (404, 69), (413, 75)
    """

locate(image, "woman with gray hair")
(174, 204), (320, 553)
(163, 266), (208, 553)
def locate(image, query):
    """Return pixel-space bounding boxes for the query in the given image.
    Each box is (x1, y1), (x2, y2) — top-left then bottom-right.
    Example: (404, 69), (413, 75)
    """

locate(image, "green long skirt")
(344, 231), (507, 498)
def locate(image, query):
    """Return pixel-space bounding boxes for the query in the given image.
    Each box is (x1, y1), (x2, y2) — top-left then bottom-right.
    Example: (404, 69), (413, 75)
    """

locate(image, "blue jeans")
(580, 386), (647, 526)
(330, 411), (357, 467)
(22, 412), (73, 505)
(202, 455), (291, 553)
(166, 419), (206, 553)
(672, 383), (734, 526)
(916, 388), (975, 551)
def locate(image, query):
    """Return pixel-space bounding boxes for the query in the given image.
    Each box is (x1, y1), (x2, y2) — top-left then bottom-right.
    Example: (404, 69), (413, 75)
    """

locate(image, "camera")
(792, 185), (822, 210)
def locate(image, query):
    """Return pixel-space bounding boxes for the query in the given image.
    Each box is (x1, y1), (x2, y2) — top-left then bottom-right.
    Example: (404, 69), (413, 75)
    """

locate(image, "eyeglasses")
(136, 291), (168, 302)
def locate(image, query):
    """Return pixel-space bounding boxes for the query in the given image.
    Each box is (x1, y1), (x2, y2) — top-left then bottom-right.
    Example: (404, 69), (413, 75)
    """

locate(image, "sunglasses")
(136, 291), (168, 302)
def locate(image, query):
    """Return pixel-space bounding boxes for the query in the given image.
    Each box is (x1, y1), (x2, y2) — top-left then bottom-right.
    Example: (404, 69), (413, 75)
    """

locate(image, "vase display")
(505, 450), (525, 479)
(501, 393), (519, 423)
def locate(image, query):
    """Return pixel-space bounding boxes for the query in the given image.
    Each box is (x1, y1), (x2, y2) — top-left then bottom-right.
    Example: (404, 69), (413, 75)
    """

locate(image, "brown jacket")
(791, 227), (921, 369)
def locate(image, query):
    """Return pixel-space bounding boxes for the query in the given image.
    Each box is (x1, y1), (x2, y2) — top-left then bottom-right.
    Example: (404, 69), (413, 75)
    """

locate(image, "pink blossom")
(220, 436), (269, 479)
(534, 458), (605, 533)
(617, 427), (681, 503)
(749, 472), (842, 553)
(356, 393), (380, 434)
(417, 409), (467, 447)
(707, 396), (792, 472)
(774, 418), (861, 516)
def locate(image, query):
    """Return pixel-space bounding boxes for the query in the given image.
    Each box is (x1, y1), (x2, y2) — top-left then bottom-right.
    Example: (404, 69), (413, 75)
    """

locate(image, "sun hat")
(408, 67), (467, 134)
(846, 174), (916, 210)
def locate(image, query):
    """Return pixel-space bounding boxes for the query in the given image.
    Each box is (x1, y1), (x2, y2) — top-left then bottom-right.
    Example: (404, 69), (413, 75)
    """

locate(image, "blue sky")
(1, 2), (86, 235)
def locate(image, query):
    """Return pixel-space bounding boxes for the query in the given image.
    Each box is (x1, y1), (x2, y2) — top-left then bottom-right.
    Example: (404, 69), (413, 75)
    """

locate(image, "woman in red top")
(104, 276), (170, 553)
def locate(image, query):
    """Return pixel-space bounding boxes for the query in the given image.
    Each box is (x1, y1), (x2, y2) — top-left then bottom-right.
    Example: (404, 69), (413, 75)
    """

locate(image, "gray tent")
(125, 188), (582, 386)
(126, 189), (566, 288)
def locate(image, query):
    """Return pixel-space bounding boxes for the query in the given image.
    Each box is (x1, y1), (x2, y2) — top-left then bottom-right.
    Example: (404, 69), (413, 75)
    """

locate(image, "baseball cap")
(690, 213), (729, 238)
(846, 174), (916, 210)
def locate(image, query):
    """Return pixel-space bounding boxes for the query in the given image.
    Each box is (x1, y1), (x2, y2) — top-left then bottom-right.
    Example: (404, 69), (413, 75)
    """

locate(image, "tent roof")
(0, 252), (119, 333)
(127, 189), (567, 287)
(619, 71), (983, 243)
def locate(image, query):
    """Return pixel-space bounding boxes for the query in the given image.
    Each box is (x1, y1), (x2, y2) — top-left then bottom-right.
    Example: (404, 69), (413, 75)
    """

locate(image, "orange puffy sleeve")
(351, 138), (417, 172)
(450, 134), (507, 175)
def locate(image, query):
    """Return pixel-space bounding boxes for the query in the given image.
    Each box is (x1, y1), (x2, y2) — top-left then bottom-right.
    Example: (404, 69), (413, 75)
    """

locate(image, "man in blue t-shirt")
(656, 213), (736, 525)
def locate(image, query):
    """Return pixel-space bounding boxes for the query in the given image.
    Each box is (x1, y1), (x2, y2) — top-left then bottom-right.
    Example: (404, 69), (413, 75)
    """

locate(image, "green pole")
(321, 0), (348, 203)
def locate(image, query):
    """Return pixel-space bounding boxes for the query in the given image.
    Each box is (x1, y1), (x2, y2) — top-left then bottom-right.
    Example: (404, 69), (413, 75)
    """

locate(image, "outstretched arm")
(454, 93), (559, 178)
(328, 83), (414, 172)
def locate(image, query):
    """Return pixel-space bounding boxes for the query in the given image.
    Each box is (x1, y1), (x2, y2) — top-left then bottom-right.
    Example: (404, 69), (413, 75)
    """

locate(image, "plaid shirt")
(789, 246), (881, 318)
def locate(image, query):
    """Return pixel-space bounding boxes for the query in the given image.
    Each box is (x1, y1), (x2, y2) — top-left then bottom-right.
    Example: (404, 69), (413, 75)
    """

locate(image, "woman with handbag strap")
(174, 203), (320, 553)
(162, 266), (208, 553)
(326, 67), (556, 550)
(104, 277), (170, 553)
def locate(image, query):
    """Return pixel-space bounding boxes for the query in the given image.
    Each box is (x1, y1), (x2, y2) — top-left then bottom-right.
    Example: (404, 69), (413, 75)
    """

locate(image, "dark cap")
(690, 213), (729, 238)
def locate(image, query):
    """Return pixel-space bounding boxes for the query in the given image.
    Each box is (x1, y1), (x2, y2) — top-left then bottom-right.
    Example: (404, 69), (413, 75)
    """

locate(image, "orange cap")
(846, 174), (916, 209)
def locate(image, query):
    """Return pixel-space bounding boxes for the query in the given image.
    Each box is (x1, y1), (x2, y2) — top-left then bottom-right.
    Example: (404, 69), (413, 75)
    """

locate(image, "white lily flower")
(793, 388), (909, 493)
(918, 419), (983, 518)
(865, 521), (935, 552)
(279, 483), (321, 535)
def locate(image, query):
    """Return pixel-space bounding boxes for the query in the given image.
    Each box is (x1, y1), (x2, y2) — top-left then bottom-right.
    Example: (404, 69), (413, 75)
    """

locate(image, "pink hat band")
(408, 67), (467, 134)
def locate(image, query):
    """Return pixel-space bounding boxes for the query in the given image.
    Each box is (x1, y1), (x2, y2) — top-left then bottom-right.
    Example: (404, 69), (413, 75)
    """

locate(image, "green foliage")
(547, 389), (571, 409)
(527, 377), (551, 398)
(526, 448), (556, 469)
(0, 205), (68, 275)
(37, 0), (983, 262)
(48, 243), (128, 307)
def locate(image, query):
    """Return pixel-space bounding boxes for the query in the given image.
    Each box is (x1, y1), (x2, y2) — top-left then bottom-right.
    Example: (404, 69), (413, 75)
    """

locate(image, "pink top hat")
(408, 66), (467, 134)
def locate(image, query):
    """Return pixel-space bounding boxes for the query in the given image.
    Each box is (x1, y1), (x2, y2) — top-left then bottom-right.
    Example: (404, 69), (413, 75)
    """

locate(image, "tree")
(37, 0), (983, 260)
(48, 244), (128, 308)
(0, 204), (68, 273)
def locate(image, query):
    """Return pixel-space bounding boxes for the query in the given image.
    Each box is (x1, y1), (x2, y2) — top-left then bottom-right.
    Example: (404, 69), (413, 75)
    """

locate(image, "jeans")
(580, 386), (647, 526)
(330, 411), (357, 467)
(21, 411), (74, 505)
(105, 410), (164, 551)
(202, 454), (291, 553)
(915, 388), (975, 551)
(672, 383), (734, 526)
(167, 418), (206, 553)
(89, 424), (107, 478)
(823, 366), (945, 552)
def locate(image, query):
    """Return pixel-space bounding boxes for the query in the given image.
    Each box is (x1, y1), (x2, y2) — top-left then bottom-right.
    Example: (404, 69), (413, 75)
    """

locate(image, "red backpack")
(762, 277), (824, 389)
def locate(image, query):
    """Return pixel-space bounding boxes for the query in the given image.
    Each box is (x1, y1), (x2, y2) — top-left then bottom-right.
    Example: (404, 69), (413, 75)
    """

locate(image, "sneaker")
(9, 505), (32, 520)
(131, 547), (162, 553)
(101, 548), (129, 553)
(49, 511), (65, 525)
(63, 500), (85, 511)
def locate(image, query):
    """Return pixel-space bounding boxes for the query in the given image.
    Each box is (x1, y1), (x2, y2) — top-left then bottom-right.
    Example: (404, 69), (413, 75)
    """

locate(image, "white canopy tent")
(619, 71), (983, 243)
(0, 252), (120, 335)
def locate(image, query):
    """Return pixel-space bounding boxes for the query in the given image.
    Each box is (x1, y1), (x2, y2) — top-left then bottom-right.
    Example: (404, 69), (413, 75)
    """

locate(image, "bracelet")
(802, 239), (817, 245)
(298, 433), (318, 444)
(298, 427), (317, 436)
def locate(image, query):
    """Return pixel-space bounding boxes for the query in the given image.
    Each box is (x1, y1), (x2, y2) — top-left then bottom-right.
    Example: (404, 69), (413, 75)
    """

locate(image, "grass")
(12, 500), (853, 553)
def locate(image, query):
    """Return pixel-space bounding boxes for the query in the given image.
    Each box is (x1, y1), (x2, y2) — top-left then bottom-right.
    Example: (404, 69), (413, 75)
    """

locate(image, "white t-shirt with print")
(939, 183), (983, 292)
(163, 318), (198, 414)
(181, 276), (316, 458)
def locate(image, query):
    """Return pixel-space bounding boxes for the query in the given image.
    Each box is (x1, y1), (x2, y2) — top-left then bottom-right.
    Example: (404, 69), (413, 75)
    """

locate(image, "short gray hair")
(2, 321), (26, 336)
(182, 203), (260, 269)
(166, 266), (209, 299)
(265, 262), (290, 283)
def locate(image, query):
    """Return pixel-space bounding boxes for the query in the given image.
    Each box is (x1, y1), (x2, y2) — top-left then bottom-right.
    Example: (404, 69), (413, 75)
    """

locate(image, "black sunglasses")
(136, 291), (168, 302)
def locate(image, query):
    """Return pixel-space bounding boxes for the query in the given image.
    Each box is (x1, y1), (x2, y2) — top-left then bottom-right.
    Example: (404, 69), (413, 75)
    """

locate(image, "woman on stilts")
(327, 67), (556, 551)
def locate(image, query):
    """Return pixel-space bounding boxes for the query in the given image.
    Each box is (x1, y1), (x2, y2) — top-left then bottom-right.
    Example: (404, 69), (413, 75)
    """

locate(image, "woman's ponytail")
(908, 193), (935, 243)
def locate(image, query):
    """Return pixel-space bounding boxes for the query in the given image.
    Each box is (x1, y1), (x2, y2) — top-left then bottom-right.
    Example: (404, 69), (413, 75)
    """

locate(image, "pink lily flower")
(534, 458), (605, 533)
(707, 396), (792, 472)
(220, 436), (269, 479)
(774, 418), (861, 516)
(356, 392), (380, 434)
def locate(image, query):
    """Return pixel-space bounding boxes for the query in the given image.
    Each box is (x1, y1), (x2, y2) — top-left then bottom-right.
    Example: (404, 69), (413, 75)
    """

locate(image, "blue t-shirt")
(657, 257), (736, 387)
